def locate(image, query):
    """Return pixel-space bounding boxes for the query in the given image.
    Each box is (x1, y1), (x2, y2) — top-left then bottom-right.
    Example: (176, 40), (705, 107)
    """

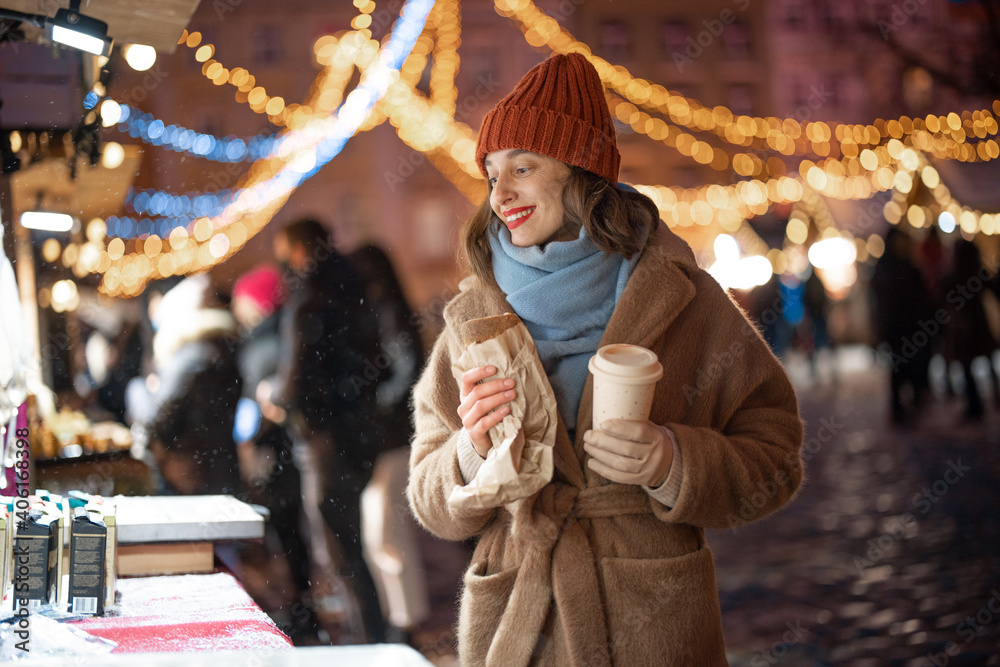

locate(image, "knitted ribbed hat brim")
(476, 53), (620, 184)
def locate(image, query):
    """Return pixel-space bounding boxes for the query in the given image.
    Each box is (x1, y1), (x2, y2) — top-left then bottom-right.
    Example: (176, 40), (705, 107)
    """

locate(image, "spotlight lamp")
(0, 0), (113, 57)
(20, 192), (75, 233)
(21, 211), (74, 233)
(45, 2), (113, 57)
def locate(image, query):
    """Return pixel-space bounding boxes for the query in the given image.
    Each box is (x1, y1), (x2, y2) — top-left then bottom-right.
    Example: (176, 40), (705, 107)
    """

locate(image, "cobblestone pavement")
(712, 348), (1000, 666)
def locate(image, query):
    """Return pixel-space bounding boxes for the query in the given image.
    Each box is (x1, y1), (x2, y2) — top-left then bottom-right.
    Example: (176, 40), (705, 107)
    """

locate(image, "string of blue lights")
(115, 104), (278, 163)
(103, 0), (436, 246)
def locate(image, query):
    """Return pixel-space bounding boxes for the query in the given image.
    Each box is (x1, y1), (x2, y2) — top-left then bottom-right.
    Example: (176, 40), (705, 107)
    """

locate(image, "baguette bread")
(460, 313), (522, 348)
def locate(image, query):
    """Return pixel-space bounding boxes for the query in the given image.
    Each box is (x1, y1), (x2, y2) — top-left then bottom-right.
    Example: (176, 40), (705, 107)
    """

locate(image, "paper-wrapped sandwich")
(448, 313), (557, 509)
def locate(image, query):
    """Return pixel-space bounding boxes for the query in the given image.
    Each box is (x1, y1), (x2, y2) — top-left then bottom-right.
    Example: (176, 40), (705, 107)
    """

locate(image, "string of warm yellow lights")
(608, 90), (997, 187)
(365, 4), (894, 222)
(492, 0), (1000, 167)
(85, 1), (998, 298)
(99, 5), (471, 296)
(96, 17), (474, 295)
(284, 24), (977, 239)
(882, 150), (1000, 236)
(360, 17), (438, 132)
(178, 30), (294, 126)
(95, 35), (384, 294)
(428, 0), (461, 116)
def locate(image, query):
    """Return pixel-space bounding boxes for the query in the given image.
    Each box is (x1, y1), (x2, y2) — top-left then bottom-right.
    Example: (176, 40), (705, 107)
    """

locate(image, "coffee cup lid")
(588, 344), (663, 384)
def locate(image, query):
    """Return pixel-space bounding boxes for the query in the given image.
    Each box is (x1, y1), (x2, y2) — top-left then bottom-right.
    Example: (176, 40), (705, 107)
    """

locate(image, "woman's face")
(485, 149), (573, 247)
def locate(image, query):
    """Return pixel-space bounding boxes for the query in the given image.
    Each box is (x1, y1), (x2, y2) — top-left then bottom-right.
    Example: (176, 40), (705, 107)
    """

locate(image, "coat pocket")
(600, 546), (727, 665)
(458, 560), (519, 665)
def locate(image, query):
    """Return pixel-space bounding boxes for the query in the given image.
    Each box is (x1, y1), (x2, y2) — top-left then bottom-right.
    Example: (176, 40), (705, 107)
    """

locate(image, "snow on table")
(70, 572), (293, 653)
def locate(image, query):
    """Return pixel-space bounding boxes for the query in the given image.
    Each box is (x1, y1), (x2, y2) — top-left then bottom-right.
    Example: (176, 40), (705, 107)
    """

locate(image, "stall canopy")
(0, 0), (202, 54)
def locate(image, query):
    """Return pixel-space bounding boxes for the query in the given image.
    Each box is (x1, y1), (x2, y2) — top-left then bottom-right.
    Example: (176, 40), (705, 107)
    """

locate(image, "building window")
(253, 25), (283, 66)
(672, 84), (699, 102)
(599, 20), (631, 62)
(784, 0), (808, 27)
(728, 85), (755, 116)
(661, 20), (689, 57)
(790, 78), (809, 110)
(789, 77), (839, 115)
(462, 47), (498, 95)
(822, 76), (842, 109)
(723, 21), (751, 60)
(909, 2), (928, 24)
(816, 1), (847, 33)
(196, 110), (222, 138)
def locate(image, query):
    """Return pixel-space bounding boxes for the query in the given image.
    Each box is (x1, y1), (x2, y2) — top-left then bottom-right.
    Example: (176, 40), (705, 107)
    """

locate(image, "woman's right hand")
(457, 366), (517, 458)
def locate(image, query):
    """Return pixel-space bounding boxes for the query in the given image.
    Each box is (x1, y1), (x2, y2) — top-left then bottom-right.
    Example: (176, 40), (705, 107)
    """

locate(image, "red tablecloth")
(69, 572), (293, 653)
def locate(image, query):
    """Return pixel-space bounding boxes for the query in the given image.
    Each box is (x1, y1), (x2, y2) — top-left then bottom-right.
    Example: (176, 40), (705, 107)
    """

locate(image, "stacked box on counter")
(1, 492), (118, 614)
(68, 507), (107, 616)
(14, 506), (60, 610)
(85, 497), (117, 609)
(31, 492), (68, 606)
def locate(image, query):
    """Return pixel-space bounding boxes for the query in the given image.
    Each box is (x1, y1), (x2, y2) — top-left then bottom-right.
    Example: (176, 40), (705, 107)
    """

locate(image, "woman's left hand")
(583, 420), (676, 488)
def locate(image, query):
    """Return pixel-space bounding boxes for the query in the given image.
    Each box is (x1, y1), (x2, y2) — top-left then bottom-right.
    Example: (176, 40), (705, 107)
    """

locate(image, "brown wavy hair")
(462, 166), (660, 290)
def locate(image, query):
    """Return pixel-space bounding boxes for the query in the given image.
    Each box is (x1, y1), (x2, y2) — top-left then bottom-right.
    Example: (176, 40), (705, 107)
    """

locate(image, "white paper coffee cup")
(588, 344), (663, 430)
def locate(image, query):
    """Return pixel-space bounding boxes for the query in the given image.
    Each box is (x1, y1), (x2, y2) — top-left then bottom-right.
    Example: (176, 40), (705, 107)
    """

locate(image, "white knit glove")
(583, 420), (676, 488)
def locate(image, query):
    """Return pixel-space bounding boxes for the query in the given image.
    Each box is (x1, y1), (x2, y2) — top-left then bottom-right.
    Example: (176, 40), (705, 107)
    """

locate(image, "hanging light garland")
(94, 0), (437, 296)
(112, 104), (277, 162)
(492, 0), (1000, 165)
(83, 0), (997, 296)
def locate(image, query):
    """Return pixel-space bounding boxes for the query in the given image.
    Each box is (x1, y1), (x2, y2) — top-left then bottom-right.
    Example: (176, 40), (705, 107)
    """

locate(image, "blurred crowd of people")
(735, 226), (1000, 424)
(871, 227), (1000, 423)
(80, 218), (432, 646)
(741, 225), (1000, 426)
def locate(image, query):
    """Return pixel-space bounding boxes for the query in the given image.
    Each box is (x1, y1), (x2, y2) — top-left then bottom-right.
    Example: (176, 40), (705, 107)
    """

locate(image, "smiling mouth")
(503, 206), (535, 230)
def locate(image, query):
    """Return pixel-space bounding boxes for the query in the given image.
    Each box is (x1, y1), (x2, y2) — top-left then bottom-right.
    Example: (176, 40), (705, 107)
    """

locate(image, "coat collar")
(572, 223), (698, 459)
(601, 223), (699, 349)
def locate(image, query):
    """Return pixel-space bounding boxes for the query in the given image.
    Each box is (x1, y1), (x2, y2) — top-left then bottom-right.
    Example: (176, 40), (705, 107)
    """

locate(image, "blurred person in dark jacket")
(260, 219), (387, 643)
(347, 244), (425, 451)
(349, 244), (430, 640)
(126, 274), (243, 495)
(803, 267), (834, 382)
(871, 228), (934, 424)
(231, 265), (319, 643)
(941, 238), (1000, 420)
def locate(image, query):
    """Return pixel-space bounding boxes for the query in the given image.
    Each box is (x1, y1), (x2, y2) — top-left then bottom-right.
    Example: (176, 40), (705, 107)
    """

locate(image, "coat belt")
(483, 483), (655, 667)
(572, 483), (653, 519)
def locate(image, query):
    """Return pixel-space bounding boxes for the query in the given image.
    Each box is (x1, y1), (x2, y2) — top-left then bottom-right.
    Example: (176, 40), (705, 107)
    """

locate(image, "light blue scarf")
(489, 223), (641, 430)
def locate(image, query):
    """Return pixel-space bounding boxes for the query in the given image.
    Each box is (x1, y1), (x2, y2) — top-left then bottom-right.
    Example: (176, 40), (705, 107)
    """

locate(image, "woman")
(407, 53), (804, 666)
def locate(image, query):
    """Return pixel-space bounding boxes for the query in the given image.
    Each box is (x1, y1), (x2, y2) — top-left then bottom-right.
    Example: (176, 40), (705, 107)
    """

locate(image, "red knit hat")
(476, 52), (620, 184)
(233, 266), (285, 317)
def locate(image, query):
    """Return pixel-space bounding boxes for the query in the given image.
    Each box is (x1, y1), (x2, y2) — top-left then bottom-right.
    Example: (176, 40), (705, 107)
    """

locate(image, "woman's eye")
(488, 177), (497, 185)
(516, 167), (530, 174)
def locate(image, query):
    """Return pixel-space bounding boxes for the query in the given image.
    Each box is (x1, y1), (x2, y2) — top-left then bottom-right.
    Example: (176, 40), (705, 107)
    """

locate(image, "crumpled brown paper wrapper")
(448, 313), (557, 510)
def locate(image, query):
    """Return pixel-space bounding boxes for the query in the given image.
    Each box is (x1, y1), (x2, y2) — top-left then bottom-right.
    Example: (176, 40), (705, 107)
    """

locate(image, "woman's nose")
(492, 174), (514, 205)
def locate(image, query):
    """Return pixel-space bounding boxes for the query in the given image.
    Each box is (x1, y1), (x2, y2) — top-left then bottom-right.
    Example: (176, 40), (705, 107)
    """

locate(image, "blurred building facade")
(573, 0), (772, 188)
(105, 0), (781, 320)
(95, 0), (1000, 329)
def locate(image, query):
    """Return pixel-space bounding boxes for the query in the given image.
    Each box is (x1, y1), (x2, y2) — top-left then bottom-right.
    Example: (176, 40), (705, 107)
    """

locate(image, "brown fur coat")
(408, 223), (804, 666)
